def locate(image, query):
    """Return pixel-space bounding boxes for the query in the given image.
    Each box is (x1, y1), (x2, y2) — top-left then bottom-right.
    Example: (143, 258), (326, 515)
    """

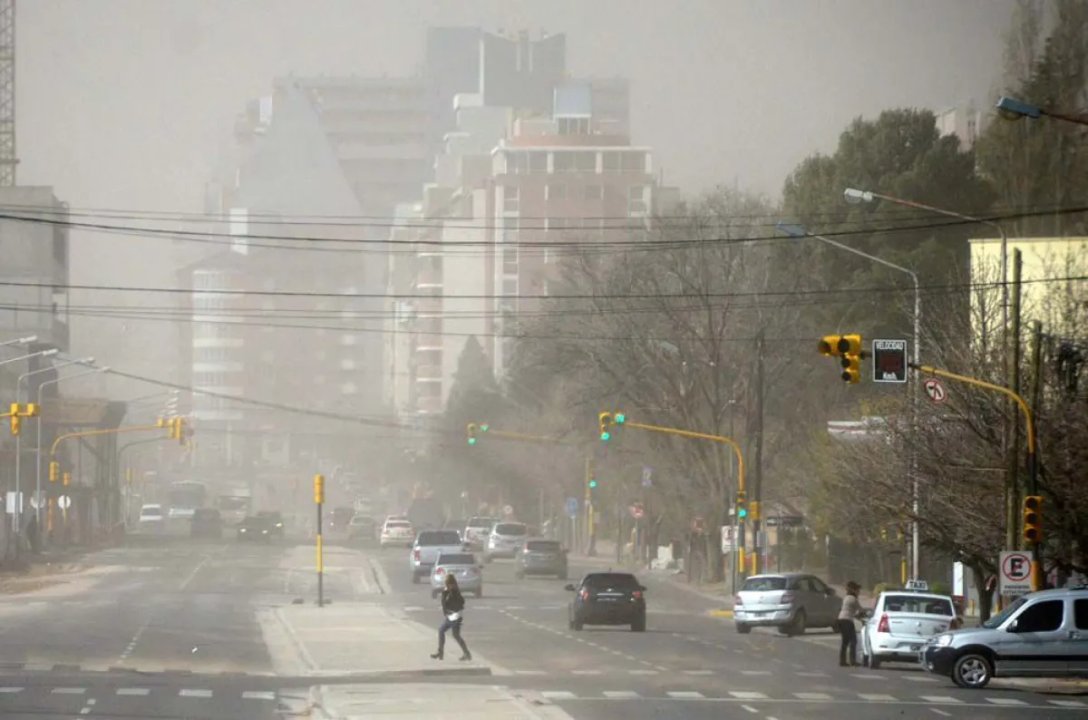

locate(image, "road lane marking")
(51, 688), (86, 695)
(572, 670), (601, 675)
(179, 689), (213, 698)
(986, 698), (1027, 706)
(116, 689), (150, 696)
(793, 692), (831, 701)
(683, 670), (714, 675)
(514, 670), (546, 675)
(655, 665), (669, 671)
(930, 709), (951, 717)
(729, 691), (768, 700)
(796, 671), (828, 677)
(741, 705), (759, 713)
(242, 691), (276, 700)
(850, 673), (883, 679)
(542, 691), (576, 700)
(179, 555), (211, 591)
(1050, 700), (1086, 708)
(667, 691), (705, 699)
(921, 696), (962, 704)
(629, 670), (657, 675)
(858, 694), (897, 701)
(603, 691), (640, 699)
(740, 670), (770, 675)
(0, 688), (22, 693)
(903, 675), (939, 682)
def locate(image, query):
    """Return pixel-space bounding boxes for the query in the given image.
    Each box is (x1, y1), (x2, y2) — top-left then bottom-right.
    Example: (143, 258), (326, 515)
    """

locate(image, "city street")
(0, 538), (1083, 719)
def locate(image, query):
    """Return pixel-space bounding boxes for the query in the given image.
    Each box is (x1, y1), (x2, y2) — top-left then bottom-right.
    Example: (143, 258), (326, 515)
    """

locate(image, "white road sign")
(923, 378), (947, 403)
(58, 495), (72, 510)
(872, 339), (908, 383)
(720, 525), (737, 553)
(999, 550), (1033, 596)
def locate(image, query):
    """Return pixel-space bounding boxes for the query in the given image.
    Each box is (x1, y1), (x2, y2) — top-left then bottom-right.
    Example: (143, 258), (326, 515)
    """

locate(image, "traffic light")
(588, 476), (598, 490)
(598, 411), (614, 442)
(818, 333), (863, 384)
(62, 472), (70, 487)
(313, 474), (325, 505)
(49, 461), (59, 483)
(1022, 495), (1043, 544)
(466, 423), (478, 446)
(735, 490), (748, 520)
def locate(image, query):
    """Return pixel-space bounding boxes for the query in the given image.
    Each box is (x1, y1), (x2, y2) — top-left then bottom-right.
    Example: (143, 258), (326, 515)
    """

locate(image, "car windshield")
(882, 595), (954, 616)
(526, 541), (560, 552)
(468, 518), (494, 528)
(141, 507), (162, 517)
(741, 577), (787, 592)
(386, 521), (410, 529)
(437, 553), (476, 565)
(419, 531), (461, 545)
(983, 595), (1029, 629)
(495, 524), (526, 536)
(584, 574), (640, 590)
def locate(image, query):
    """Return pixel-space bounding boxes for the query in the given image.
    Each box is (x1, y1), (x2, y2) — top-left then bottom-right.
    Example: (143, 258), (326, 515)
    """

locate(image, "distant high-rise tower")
(0, 0), (14, 186)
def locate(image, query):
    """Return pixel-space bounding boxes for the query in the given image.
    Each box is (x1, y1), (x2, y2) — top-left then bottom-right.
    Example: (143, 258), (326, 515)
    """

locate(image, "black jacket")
(441, 587), (465, 615)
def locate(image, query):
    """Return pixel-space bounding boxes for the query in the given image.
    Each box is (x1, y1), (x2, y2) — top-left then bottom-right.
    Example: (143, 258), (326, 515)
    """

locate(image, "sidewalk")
(260, 601), (498, 678)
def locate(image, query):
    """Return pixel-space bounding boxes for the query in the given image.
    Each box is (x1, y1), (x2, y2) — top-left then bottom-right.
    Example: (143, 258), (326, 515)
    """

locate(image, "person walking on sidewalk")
(431, 573), (472, 661)
(837, 581), (864, 667)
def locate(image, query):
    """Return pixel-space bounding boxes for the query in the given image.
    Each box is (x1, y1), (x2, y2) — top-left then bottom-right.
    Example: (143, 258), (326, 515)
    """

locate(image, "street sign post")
(923, 378), (947, 403)
(999, 550), (1033, 596)
(873, 339), (908, 383)
(565, 497), (579, 518)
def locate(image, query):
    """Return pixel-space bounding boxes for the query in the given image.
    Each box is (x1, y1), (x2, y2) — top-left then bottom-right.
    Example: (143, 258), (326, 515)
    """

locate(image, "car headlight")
(933, 634), (954, 647)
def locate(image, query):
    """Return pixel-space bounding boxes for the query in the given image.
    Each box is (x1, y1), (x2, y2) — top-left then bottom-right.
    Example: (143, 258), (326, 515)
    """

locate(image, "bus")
(167, 481), (208, 520)
(216, 486), (252, 526)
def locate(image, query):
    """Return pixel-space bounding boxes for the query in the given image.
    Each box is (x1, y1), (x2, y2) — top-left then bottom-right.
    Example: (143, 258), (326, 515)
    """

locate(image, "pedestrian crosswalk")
(0, 686), (276, 701)
(526, 688), (1087, 708)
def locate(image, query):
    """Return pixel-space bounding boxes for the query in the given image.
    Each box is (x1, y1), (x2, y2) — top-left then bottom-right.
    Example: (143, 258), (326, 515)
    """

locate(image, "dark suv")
(515, 539), (567, 579)
(566, 572), (647, 632)
(257, 511), (285, 539)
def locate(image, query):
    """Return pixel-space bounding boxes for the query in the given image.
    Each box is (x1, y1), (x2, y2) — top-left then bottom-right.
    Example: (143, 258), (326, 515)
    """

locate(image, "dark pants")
(438, 617), (470, 657)
(837, 619), (857, 665)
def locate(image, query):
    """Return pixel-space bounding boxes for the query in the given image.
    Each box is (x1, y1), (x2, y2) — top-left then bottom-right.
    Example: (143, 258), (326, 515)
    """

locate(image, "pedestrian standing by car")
(837, 581), (864, 667)
(430, 573), (472, 661)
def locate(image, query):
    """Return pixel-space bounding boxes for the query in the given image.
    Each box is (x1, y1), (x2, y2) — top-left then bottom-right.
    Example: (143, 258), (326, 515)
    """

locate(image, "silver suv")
(921, 586), (1088, 688)
(734, 573), (841, 635)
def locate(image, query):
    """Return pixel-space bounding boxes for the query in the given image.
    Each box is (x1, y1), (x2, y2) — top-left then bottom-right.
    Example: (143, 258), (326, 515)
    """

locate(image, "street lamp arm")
(51, 424), (165, 458)
(622, 418), (745, 494)
(854, 190), (1007, 243)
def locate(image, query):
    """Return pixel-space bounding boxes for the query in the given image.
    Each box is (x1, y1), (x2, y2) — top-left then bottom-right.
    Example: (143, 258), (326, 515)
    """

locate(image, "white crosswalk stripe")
(514, 670), (547, 675)
(667, 691), (705, 699)
(1049, 700), (1087, 708)
(858, 693), (897, 701)
(0, 687), (22, 694)
(921, 695), (962, 704)
(603, 691), (641, 699)
(242, 691), (276, 700)
(793, 692), (832, 701)
(541, 691), (576, 700)
(683, 669), (715, 675)
(628, 669), (658, 675)
(729, 691), (768, 700)
(571, 670), (601, 675)
(179, 689), (213, 698)
(986, 697), (1028, 706)
(116, 688), (150, 696)
(50, 688), (85, 695)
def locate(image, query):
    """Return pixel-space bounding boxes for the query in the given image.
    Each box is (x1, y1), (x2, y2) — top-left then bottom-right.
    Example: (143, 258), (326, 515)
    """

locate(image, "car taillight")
(434, 567), (446, 575)
(779, 592), (795, 604)
(877, 613), (890, 633)
(413, 549), (421, 560)
(632, 590), (643, 600)
(734, 594), (743, 606)
(580, 589), (590, 601)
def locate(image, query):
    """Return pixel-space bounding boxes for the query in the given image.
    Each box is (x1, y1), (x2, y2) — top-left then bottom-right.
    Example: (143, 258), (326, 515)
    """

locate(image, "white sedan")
(862, 587), (959, 669)
(379, 519), (414, 549)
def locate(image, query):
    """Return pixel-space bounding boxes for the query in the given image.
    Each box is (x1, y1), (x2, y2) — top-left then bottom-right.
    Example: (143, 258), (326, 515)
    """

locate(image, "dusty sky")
(13, 0), (1016, 379)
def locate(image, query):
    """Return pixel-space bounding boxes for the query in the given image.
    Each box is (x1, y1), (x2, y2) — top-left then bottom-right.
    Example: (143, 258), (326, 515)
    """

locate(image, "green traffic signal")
(600, 431), (610, 442)
(737, 506), (748, 519)
(615, 413), (625, 424)
(467, 437), (477, 446)
(480, 424), (490, 432)
(588, 479), (598, 489)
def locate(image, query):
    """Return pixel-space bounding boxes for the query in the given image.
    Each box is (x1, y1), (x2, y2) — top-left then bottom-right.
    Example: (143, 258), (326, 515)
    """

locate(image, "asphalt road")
(0, 535), (1083, 719)
(372, 545), (1088, 720)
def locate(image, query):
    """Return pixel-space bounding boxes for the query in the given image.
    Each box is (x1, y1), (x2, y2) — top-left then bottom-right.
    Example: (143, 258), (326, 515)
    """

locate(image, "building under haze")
(0, 187), (70, 352)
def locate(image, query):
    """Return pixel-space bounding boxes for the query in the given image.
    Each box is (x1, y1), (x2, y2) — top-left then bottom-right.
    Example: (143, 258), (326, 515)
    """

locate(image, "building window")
(529, 152), (548, 173)
(602, 152), (620, 173)
(574, 151), (596, 173)
(553, 152), (575, 173)
(621, 152), (646, 173)
(628, 185), (648, 216)
(558, 117), (590, 135)
(546, 183), (566, 200)
(505, 151), (528, 174)
(502, 246), (519, 275)
(503, 185), (520, 214)
(584, 184), (603, 201)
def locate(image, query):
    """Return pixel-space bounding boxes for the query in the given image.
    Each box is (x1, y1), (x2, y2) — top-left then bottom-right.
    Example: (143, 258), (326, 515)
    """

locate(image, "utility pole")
(1004, 250), (1023, 552)
(751, 329), (765, 575)
(1027, 321), (1044, 569)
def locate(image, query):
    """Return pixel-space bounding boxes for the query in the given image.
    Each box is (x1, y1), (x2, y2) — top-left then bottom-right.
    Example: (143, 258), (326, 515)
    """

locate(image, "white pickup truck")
(409, 529), (467, 584)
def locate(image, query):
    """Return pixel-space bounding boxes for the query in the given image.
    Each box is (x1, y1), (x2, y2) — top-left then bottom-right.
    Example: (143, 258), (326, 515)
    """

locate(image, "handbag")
(446, 611), (462, 622)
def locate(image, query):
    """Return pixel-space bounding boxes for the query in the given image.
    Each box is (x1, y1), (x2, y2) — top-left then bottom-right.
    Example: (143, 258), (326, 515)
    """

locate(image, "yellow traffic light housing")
(313, 474), (325, 505)
(818, 335), (842, 356)
(1022, 495), (1043, 544)
(62, 472), (70, 487)
(49, 461), (60, 482)
(598, 411), (614, 442)
(466, 423), (478, 446)
(819, 333), (863, 383)
(25, 403), (38, 417)
(735, 490), (748, 520)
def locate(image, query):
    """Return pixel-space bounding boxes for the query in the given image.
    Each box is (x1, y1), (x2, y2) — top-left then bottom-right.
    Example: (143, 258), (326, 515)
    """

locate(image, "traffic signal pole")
(909, 363), (1040, 590)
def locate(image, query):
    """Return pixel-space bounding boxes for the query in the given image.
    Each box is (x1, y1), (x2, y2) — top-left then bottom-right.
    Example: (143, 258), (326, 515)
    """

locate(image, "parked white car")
(862, 582), (959, 668)
(137, 504), (164, 532)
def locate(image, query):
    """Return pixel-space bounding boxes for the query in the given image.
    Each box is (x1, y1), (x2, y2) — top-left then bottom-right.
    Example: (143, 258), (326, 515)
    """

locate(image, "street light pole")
(777, 222), (922, 579)
(995, 96), (1088, 128)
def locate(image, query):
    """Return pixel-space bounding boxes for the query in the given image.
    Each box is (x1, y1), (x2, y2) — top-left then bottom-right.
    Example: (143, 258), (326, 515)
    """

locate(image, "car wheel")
(868, 653), (882, 670)
(785, 609), (806, 636)
(631, 615), (646, 632)
(736, 623), (751, 634)
(952, 652), (993, 689)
